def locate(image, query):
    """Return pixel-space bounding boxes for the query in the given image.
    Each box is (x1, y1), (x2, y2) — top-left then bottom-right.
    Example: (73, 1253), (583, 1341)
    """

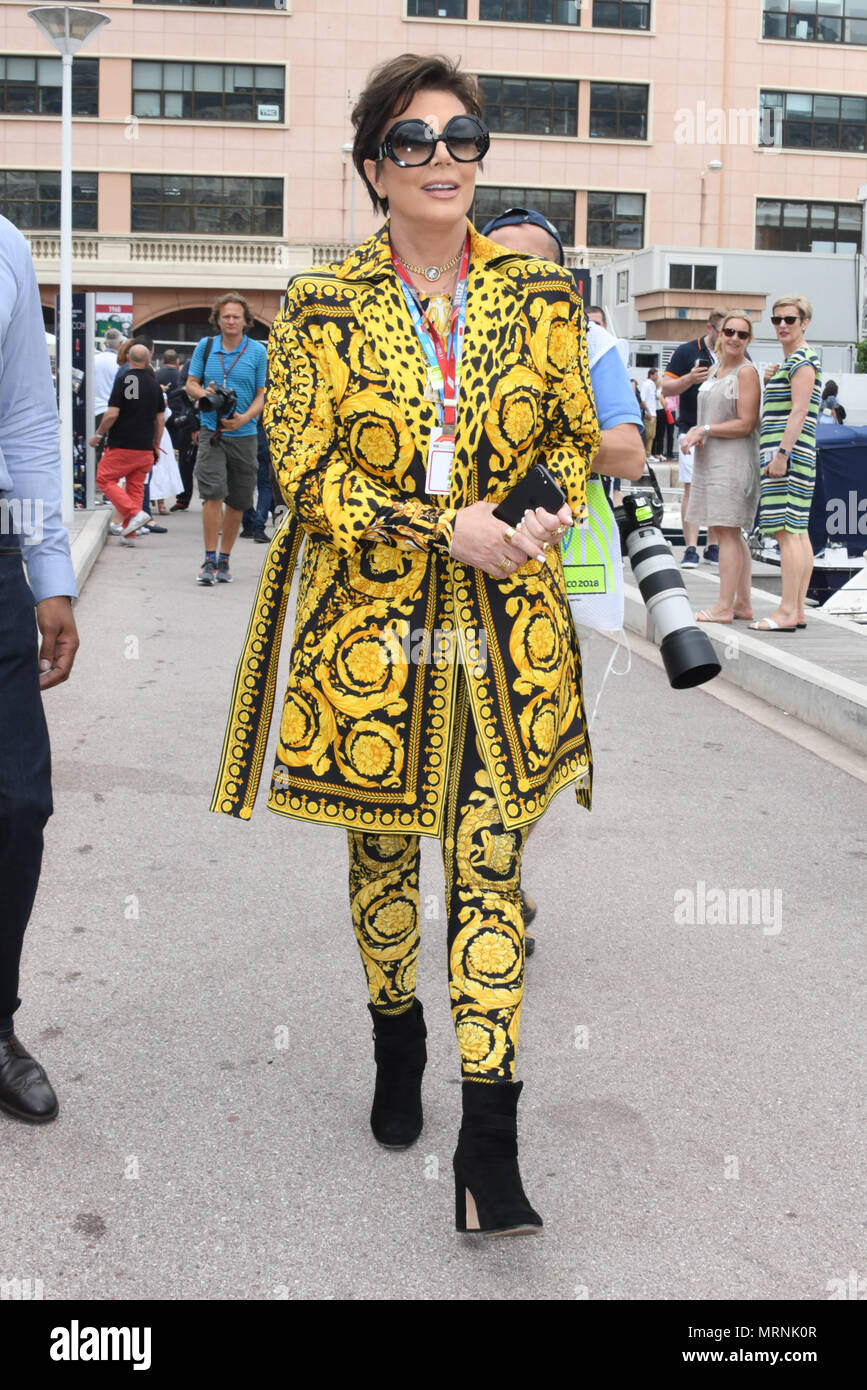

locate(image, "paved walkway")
(2, 512), (863, 1300)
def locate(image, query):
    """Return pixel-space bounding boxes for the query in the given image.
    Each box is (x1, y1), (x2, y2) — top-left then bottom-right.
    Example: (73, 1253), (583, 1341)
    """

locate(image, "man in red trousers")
(90, 342), (164, 541)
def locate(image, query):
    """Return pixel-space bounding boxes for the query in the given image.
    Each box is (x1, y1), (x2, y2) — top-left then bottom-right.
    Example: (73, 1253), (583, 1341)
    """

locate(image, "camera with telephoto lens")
(199, 385), (238, 423)
(613, 470), (721, 690)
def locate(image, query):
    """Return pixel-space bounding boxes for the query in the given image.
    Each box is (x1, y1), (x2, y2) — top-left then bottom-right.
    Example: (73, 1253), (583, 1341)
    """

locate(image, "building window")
(131, 174), (283, 235)
(755, 198), (862, 253)
(0, 55), (98, 116)
(478, 76), (578, 136)
(669, 263), (718, 290)
(0, 169), (97, 230)
(473, 186), (576, 244)
(762, 0), (867, 44)
(407, 0), (467, 14)
(616, 269), (629, 303)
(133, 1), (279, 7)
(132, 61), (284, 122)
(592, 1), (651, 28)
(760, 90), (867, 151)
(589, 83), (649, 140)
(479, 0), (581, 24)
(587, 191), (645, 247)
(594, 274), (603, 303)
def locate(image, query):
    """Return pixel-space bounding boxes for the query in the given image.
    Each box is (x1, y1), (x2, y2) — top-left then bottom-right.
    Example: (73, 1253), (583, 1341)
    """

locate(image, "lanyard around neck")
(217, 336), (248, 386)
(393, 235), (470, 432)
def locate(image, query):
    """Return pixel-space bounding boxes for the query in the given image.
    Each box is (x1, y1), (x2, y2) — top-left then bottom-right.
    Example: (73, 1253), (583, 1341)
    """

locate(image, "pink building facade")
(2, 0), (865, 345)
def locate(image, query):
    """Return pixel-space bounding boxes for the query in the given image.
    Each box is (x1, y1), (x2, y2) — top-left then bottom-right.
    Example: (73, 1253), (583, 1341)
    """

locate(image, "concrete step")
(618, 565), (867, 756)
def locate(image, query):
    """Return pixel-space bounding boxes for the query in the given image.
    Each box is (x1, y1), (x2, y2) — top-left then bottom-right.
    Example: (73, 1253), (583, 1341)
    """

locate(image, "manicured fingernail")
(536, 552), (546, 562)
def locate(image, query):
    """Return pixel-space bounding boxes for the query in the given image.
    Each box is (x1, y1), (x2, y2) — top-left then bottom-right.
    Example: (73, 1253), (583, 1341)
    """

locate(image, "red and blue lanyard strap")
(216, 336), (249, 388)
(392, 235), (470, 437)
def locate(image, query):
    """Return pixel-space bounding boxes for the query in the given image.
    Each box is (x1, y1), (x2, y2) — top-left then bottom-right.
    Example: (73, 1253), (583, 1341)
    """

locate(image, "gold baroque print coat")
(212, 221), (601, 834)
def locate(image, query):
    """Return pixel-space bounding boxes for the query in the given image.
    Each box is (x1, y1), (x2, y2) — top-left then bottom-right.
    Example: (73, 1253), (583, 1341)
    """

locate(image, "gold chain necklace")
(394, 247), (462, 282)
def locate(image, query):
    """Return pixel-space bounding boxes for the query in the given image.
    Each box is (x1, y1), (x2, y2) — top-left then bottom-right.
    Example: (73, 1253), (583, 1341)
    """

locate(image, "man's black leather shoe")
(0, 1035), (59, 1123)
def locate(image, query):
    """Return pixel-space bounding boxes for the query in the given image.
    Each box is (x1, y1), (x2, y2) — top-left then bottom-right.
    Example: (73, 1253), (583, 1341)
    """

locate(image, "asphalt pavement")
(3, 511), (865, 1301)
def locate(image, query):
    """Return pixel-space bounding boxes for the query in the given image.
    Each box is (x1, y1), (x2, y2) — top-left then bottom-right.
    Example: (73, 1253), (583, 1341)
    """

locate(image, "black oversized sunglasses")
(722, 326), (750, 340)
(770, 314), (800, 326)
(374, 114), (489, 167)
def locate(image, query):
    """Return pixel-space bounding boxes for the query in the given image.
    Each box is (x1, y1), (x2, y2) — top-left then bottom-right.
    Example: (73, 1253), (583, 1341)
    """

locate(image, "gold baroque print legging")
(348, 675), (527, 1082)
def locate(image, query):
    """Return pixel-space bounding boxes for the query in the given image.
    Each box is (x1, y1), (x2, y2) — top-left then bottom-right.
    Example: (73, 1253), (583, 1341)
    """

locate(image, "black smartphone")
(493, 465), (567, 527)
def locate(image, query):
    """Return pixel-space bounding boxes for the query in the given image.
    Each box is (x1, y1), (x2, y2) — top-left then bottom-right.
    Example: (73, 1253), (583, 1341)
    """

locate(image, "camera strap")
(201, 335), (215, 382)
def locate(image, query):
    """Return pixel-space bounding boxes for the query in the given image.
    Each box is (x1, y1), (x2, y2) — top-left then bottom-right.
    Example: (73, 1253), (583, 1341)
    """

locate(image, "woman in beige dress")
(680, 311), (761, 623)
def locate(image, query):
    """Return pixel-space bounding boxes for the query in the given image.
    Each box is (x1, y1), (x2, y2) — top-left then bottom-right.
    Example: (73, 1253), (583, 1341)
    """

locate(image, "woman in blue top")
(750, 294), (822, 633)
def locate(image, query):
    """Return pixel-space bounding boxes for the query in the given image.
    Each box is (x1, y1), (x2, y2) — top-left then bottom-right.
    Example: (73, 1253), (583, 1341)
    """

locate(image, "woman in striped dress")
(750, 294), (822, 633)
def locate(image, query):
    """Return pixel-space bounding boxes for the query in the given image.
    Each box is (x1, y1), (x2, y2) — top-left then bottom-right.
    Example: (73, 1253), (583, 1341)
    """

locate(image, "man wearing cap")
(481, 207), (645, 951)
(481, 209), (644, 506)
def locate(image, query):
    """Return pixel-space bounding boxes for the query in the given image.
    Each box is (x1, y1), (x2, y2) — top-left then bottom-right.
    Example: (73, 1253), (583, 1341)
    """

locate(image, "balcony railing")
(24, 232), (355, 283)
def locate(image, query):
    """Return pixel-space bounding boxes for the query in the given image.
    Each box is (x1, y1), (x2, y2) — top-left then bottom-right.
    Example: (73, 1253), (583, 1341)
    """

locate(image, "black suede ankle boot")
(452, 1079), (542, 1235)
(367, 999), (427, 1148)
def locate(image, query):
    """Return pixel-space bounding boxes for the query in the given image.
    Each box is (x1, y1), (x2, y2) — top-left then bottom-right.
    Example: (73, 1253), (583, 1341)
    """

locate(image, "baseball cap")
(480, 206), (565, 265)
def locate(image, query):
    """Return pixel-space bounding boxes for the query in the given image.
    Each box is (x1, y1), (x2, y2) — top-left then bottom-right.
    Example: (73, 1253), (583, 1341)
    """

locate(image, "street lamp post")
(27, 6), (109, 522)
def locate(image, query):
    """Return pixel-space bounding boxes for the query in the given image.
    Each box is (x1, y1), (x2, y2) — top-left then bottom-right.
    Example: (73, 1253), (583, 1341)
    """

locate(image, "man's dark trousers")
(174, 427), (197, 508)
(242, 452), (272, 535)
(0, 536), (53, 1035)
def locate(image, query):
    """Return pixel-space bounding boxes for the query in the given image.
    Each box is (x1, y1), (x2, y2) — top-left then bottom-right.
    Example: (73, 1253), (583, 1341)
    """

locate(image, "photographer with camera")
(186, 293), (267, 585)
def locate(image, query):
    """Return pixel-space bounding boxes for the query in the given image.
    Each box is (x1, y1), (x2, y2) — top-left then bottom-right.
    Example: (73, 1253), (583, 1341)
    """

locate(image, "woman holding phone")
(212, 54), (599, 1235)
(751, 295), (822, 632)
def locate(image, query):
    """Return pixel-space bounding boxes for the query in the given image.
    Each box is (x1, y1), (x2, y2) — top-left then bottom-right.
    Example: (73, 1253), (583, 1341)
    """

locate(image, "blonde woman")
(679, 311), (760, 623)
(750, 295), (822, 632)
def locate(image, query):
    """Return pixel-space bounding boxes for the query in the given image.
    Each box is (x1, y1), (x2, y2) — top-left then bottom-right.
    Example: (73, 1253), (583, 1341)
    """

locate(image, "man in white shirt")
(640, 369), (659, 460)
(92, 327), (124, 430)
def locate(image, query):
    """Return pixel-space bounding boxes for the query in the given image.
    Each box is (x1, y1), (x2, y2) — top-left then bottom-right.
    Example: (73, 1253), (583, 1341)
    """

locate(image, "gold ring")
(504, 526), (516, 541)
(501, 555), (512, 569)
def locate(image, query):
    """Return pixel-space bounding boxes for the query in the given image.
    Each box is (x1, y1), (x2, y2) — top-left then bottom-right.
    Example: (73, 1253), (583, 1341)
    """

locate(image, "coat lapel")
(338, 225), (436, 499)
(334, 221), (532, 508)
(454, 227), (528, 506)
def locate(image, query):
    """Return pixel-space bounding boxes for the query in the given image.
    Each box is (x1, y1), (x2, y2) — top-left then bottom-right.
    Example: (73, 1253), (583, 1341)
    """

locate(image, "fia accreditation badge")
(425, 427), (454, 495)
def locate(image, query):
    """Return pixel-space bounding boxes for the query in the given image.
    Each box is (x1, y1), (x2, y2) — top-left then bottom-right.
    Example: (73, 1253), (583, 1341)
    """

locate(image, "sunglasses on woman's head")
(770, 314), (800, 326)
(374, 114), (489, 167)
(722, 327), (750, 340)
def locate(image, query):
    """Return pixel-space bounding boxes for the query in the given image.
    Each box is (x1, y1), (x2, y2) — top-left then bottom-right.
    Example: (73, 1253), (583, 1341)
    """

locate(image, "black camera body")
(199, 385), (238, 422)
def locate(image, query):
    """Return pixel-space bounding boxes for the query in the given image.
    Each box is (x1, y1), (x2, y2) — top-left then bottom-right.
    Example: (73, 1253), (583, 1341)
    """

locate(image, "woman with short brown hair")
(214, 53), (599, 1235)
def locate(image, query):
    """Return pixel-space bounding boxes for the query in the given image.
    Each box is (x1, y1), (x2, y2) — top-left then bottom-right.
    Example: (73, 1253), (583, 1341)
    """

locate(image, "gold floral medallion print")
(212, 221), (599, 833)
